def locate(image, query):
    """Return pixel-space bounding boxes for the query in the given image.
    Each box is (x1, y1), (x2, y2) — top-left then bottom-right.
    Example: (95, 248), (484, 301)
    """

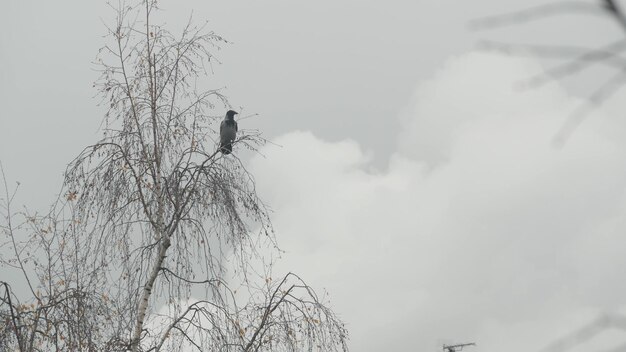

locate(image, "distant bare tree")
(0, 1), (348, 351)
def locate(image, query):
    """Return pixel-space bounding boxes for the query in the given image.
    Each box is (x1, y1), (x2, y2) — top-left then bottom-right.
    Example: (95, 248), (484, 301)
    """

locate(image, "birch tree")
(1, 1), (348, 351)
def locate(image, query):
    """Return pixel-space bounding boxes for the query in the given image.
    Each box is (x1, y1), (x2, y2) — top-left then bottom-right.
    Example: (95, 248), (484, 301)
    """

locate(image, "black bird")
(220, 110), (238, 154)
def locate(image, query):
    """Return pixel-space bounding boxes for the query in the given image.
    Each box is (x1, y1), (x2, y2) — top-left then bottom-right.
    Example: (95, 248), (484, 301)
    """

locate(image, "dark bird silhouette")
(220, 110), (238, 154)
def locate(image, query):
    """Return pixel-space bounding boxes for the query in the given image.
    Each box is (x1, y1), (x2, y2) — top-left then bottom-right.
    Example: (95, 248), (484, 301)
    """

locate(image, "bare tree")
(1, 1), (348, 351)
(1, 163), (114, 351)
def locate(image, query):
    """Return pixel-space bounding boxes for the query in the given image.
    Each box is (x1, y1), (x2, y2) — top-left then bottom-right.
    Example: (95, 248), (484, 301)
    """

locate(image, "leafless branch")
(477, 0), (626, 145)
(470, 1), (604, 30)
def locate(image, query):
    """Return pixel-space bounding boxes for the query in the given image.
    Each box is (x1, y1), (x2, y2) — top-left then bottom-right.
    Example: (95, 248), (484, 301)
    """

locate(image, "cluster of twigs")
(474, 0), (626, 145)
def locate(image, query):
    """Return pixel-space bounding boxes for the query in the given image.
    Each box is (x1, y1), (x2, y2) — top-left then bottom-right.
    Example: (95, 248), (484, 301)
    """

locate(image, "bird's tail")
(220, 142), (232, 154)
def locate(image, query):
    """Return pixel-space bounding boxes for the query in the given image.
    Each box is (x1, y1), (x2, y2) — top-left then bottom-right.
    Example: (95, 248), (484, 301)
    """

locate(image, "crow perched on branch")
(220, 110), (238, 154)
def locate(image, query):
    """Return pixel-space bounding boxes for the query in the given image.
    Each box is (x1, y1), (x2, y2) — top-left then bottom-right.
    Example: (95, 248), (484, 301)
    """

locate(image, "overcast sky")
(3, 1), (626, 351)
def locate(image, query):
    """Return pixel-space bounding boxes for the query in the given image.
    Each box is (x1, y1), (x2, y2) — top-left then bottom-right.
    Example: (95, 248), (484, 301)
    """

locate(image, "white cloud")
(249, 52), (626, 351)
